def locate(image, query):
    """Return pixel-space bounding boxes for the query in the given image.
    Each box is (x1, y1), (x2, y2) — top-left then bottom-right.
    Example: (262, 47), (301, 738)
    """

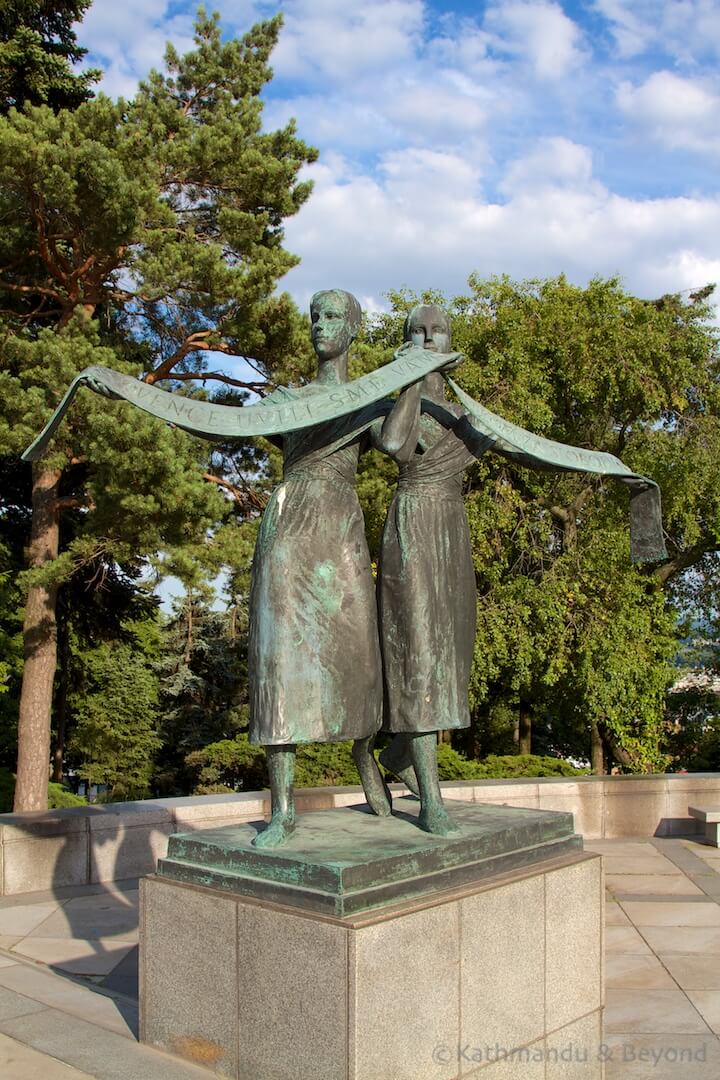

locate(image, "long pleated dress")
(378, 409), (476, 733)
(248, 384), (383, 746)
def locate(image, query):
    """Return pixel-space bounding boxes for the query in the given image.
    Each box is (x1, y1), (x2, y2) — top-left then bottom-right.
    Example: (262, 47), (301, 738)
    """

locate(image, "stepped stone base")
(141, 800), (603, 1079)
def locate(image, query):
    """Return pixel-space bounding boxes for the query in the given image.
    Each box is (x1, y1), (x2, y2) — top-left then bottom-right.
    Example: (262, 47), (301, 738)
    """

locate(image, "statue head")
(310, 289), (362, 362)
(403, 303), (451, 355)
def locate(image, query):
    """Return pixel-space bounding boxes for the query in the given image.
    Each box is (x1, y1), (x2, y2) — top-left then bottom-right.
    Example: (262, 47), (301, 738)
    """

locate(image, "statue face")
(406, 304), (451, 354)
(310, 294), (354, 361)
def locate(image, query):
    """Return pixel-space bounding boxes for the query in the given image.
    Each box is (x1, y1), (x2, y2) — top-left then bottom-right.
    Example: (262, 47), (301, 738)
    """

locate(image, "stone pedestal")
(140, 799), (604, 1080)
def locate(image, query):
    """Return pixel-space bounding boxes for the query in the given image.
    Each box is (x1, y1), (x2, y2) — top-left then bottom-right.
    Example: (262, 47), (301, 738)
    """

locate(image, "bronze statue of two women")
(24, 289), (667, 849)
(247, 291), (468, 845)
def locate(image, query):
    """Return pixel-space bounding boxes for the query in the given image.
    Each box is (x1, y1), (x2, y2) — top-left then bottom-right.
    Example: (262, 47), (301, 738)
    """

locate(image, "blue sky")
(77, 0), (720, 315)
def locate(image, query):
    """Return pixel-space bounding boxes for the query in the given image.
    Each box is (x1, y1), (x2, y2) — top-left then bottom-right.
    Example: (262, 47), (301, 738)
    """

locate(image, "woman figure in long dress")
(377, 304), (475, 836)
(249, 288), (419, 848)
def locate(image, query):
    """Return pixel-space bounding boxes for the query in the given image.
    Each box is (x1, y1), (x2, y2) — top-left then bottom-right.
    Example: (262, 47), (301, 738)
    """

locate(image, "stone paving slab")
(605, 954), (676, 990)
(0, 1008), (215, 1080)
(603, 1034), (720, 1079)
(0, 962), (137, 1038)
(11, 936), (136, 975)
(658, 953), (720, 990)
(0, 1032), (94, 1080)
(605, 873), (704, 896)
(0, 985), (47, 1023)
(0, 835), (719, 1077)
(28, 893), (139, 941)
(604, 988), (711, 1034)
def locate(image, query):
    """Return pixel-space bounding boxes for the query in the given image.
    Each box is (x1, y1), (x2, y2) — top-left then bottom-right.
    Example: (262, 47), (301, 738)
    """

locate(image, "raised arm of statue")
(373, 343), (465, 464)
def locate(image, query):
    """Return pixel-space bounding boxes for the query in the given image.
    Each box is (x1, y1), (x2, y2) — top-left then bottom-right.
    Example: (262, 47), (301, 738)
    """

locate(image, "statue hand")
(82, 374), (121, 400)
(392, 341), (417, 360)
(439, 351), (465, 373)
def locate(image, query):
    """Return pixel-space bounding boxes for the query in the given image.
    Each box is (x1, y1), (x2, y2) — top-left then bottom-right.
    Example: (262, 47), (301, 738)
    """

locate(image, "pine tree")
(154, 592), (248, 794)
(0, 1), (99, 113)
(68, 633), (162, 800)
(0, 10), (317, 810)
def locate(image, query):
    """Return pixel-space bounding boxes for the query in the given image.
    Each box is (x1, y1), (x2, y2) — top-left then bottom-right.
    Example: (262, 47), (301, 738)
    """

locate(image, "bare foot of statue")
(408, 732), (461, 836)
(378, 735), (421, 797)
(252, 743), (297, 848)
(353, 736), (392, 816)
(418, 802), (461, 836)
(253, 810), (296, 848)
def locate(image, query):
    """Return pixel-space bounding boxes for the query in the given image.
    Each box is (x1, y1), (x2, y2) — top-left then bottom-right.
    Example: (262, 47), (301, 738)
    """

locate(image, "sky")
(76, 0), (720, 318)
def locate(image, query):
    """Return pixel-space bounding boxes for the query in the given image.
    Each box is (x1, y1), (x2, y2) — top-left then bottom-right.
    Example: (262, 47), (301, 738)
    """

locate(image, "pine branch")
(202, 472), (267, 512)
(162, 371), (267, 391)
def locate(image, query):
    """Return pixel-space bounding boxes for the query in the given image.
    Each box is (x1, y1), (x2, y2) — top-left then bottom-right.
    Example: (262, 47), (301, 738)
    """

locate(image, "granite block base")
(140, 801), (603, 1080)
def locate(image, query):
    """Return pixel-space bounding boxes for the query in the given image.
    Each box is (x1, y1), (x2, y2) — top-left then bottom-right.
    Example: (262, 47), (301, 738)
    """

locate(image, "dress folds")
(249, 384), (382, 745)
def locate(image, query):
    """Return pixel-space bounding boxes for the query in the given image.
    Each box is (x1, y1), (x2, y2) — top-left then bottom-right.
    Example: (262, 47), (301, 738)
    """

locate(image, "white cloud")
(592, 0), (653, 58)
(81, 1), (195, 98)
(280, 151), (720, 311)
(383, 81), (487, 136)
(269, 0), (425, 83)
(74, 1), (720, 322)
(617, 71), (720, 154)
(484, 1), (585, 79)
(500, 137), (595, 195)
(594, 0), (720, 63)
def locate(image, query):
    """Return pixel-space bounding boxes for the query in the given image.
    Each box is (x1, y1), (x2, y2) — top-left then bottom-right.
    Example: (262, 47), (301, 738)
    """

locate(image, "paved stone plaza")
(0, 836), (719, 1078)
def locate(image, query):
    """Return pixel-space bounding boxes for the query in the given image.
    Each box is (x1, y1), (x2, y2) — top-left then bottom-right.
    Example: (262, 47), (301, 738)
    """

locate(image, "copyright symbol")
(433, 1043), (452, 1065)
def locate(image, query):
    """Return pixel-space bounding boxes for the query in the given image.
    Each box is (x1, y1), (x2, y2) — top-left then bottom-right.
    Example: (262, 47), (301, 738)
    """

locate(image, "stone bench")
(688, 805), (720, 846)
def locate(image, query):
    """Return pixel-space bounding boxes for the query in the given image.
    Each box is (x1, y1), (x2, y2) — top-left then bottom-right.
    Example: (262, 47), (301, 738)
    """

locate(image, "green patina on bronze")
(446, 375), (667, 563)
(21, 345), (451, 462)
(157, 798), (581, 917)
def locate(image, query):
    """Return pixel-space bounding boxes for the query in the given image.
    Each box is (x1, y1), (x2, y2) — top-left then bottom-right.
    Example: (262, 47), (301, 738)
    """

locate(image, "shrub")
(0, 768), (87, 813)
(186, 736), (585, 794)
(436, 746), (586, 780)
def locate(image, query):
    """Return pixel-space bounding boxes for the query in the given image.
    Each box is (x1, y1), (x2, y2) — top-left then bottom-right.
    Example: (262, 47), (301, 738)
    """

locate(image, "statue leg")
(353, 735), (392, 816)
(378, 733), (420, 797)
(253, 744), (296, 848)
(409, 733), (460, 836)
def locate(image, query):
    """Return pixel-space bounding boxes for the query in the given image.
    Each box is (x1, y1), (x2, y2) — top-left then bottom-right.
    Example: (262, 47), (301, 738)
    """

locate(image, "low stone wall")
(0, 772), (718, 897)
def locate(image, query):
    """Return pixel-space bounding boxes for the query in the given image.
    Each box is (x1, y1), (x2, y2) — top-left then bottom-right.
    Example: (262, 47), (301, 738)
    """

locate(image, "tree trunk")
(51, 608), (69, 785)
(14, 466), (62, 812)
(590, 722), (606, 775)
(599, 724), (635, 772)
(517, 704), (532, 755)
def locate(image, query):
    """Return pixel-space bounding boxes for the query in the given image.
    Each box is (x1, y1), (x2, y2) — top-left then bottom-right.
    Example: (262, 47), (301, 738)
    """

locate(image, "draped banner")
(445, 377), (667, 564)
(21, 348), (667, 564)
(21, 345), (451, 462)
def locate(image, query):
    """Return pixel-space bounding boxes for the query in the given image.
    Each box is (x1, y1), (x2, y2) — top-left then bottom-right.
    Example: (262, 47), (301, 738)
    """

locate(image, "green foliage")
(186, 733), (267, 794)
(0, 536), (23, 766)
(0, 766), (86, 812)
(294, 743), (361, 787)
(186, 735), (366, 792)
(67, 639), (161, 800)
(663, 678), (720, 771)
(364, 276), (720, 772)
(0, 10), (319, 807)
(0, 1), (99, 114)
(185, 736), (585, 794)
(47, 780), (86, 807)
(435, 745), (586, 780)
(154, 594), (248, 793)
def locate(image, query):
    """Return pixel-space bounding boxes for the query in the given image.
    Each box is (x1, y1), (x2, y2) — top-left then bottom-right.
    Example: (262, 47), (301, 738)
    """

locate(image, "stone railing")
(1, 772), (718, 897)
